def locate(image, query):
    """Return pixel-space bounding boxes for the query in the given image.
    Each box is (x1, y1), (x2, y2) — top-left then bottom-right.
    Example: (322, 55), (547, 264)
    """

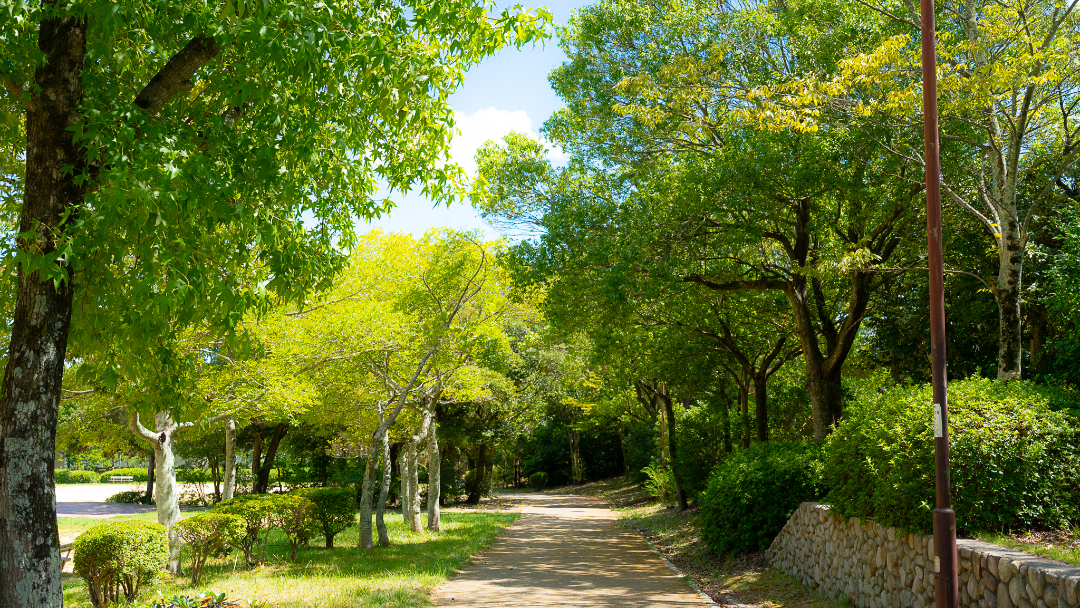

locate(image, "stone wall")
(766, 503), (1080, 608)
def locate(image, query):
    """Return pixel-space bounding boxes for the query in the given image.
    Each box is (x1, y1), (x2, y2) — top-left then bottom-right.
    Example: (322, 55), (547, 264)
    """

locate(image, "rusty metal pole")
(920, 1), (958, 607)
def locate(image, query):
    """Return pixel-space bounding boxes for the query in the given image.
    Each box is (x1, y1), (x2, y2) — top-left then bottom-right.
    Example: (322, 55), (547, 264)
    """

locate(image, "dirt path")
(432, 493), (712, 608)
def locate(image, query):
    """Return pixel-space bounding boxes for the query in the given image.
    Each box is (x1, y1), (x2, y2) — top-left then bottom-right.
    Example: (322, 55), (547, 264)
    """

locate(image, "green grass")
(62, 510), (517, 608)
(974, 528), (1080, 566)
(557, 476), (843, 608)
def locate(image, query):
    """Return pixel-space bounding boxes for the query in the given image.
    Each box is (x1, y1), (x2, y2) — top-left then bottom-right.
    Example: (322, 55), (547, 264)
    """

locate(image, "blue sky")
(361, 0), (588, 239)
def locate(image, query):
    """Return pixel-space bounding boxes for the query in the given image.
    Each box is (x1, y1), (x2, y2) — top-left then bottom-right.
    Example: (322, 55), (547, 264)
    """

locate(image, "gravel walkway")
(432, 493), (711, 608)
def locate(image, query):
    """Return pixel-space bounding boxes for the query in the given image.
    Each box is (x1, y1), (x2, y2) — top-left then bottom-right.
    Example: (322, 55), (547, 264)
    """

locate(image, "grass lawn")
(554, 477), (843, 608)
(974, 528), (1080, 567)
(60, 509), (517, 608)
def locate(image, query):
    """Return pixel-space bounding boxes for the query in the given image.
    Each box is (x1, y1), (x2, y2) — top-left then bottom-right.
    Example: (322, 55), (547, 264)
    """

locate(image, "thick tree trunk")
(376, 430), (391, 547)
(426, 425), (441, 532)
(358, 443), (378, 552)
(661, 392), (688, 512)
(0, 13), (87, 608)
(568, 429), (584, 484)
(805, 364), (843, 441)
(130, 411), (189, 575)
(996, 242), (1023, 380)
(252, 423), (287, 494)
(223, 417), (237, 500)
(144, 451), (156, 504)
(466, 445), (487, 504)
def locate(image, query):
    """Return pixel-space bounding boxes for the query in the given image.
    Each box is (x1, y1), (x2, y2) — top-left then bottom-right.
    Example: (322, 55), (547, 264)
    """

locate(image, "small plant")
(73, 520), (169, 608)
(528, 471), (548, 490)
(149, 590), (244, 608)
(213, 495), (277, 565)
(268, 494), (316, 561)
(175, 513), (244, 584)
(291, 486), (355, 548)
(106, 490), (149, 504)
(641, 462), (677, 505)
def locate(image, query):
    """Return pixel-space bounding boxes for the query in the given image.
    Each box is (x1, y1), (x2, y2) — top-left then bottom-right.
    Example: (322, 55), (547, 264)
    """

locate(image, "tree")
(0, 1), (547, 602)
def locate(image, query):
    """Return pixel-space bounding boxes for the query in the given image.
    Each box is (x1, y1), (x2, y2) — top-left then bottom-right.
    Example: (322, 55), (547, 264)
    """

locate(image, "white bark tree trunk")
(358, 440), (378, 552)
(376, 428), (391, 547)
(129, 410), (191, 575)
(398, 447), (410, 525)
(406, 441), (422, 532)
(223, 416), (237, 501)
(426, 423), (441, 532)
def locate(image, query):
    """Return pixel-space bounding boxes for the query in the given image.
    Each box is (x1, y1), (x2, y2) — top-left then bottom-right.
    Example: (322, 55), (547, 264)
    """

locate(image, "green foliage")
(674, 404), (727, 498)
(292, 487), (356, 548)
(73, 520), (169, 608)
(55, 469), (100, 484)
(98, 468), (149, 483)
(106, 490), (148, 504)
(175, 513), (244, 585)
(148, 590), (235, 608)
(824, 378), (1080, 535)
(212, 495), (277, 565)
(176, 468), (211, 484)
(701, 442), (823, 555)
(529, 471), (548, 490)
(641, 462), (678, 505)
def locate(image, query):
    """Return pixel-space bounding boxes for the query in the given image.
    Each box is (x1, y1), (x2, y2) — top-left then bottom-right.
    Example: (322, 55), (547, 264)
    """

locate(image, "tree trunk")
(252, 423), (287, 494)
(223, 417), (237, 500)
(754, 372), (769, 443)
(211, 459), (221, 502)
(0, 13), (87, 608)
(399, 447), (410, 524)
(739, 382), (751, 449)
(805, 363), (843, 441)
(144, 451), (155, 504)
(661, 392), (688, 512)
(466, 445), (487, 504)
(406, 441), (423, 532)
(996, 241), (1023, 379)
(358, 443), (378, 552)
(376, 430), (391, 547)
(427, 424), (441, 532)
(568, 428), (584, 484)
(617, 424), (630, 477)
(129, 411), (189, 575)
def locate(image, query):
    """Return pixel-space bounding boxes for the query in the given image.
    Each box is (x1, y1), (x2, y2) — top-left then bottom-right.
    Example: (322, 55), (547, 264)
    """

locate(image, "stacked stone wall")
(766, 503), (1080, 608)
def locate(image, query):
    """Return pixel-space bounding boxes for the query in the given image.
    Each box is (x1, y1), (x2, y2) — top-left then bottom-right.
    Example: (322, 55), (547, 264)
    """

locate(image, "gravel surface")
(432, 493), (711, 607)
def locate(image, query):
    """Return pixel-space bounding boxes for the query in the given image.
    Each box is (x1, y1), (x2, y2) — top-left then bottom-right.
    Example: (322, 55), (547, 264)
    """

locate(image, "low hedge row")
(55, 469), (99, 484)
(73, 520), (169, 608)
(699, 378), (1080, 556)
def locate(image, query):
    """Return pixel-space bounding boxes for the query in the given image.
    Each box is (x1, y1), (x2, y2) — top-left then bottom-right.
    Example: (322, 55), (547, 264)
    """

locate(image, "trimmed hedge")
(98, 468), (149, 483)
(55, 469), (99, 484)
(529, 471), (548, 490)
(106, 490), (148, 504)
(175, 513), (243, 585)
(292, 487), (355, 548)
(824, 377), (1080, 535)
(73, 520), (169, 608)
(213, 495), (277, 565)
(700, 442), (823, 555)
(270, 494), (317, 561)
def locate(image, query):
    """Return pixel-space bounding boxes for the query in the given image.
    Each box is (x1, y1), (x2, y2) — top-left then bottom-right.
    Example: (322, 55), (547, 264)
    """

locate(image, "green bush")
(641, 461), (678, 505)
(55, 469), (100, 484)
(73, 520), (169, 608)
(824, 377), (1080, 535)
(176, 468), (211, 484)
(269, 494), (317, 561)
(213, 495), (277, 565)
(175, 513), (244, 585)
(701, 442), (823, 555)
(292, 487), (355, 548)
(674, 404), (728, 498)
(98, 468), (149, 483)
(106, 490), (149, 504)
(529, 471), (548, 490)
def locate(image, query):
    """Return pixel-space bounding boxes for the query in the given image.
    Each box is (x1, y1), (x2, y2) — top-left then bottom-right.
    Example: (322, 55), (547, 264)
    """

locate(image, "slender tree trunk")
(253, 423), (287, 494)
(358, 443), (378, 552)
(211, 459), (220, 502)
(996, 241), (1023, 379)
(466, 445), (487, 504)
(406, 441), (423, 532)
(144, 451), (155, 504)
(617, 424), (630, 477)
(399, 448), (410, 524)
(739, 382), (751, 449)
(0, 13), (87, 608)
(426, 424), (441, 532)
(376, 430), (391, 547)
(753, 372), (769, 443)
(223, 417), (237, 500)
(661, 392), (688, 511)
(129, 411), (188, 575)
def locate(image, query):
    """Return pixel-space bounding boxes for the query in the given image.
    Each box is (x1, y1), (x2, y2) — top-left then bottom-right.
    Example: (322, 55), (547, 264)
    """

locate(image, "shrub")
(98, 468), (149, 483)
(175, 513), (244, 585)
(824, 377), (1080, 535)
(292, 487), (355, 548)
(176, 468), (211, 484)
(674, 404), (727, 498)
(269, 494), (316, 561)
(55, 469), (100, 484)
(73, 520), (169, 608)
(213, 495), (277, 564)
(106, 490), (149, 504)
(641, 461), (678, 505)
(528, 471), (548, 490)
(701, 442), (823, 555)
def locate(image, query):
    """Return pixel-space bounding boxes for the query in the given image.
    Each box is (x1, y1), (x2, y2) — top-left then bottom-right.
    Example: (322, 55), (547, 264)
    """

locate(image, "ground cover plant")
(61, 509), (517, 608)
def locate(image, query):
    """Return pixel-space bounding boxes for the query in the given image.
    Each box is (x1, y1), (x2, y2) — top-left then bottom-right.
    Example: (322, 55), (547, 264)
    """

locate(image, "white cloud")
(450, 107), (568, 178)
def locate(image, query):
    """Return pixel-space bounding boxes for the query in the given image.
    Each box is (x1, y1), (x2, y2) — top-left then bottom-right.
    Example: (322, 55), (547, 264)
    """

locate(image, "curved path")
(433, 493), (712, 608)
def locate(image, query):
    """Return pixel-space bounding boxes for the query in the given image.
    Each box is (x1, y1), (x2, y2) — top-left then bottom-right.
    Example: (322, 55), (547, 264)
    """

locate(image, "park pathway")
(432, 493), (712, 607)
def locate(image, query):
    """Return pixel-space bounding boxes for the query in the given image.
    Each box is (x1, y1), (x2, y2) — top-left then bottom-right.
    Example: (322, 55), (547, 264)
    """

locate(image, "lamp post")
(919, 0), (959, 606)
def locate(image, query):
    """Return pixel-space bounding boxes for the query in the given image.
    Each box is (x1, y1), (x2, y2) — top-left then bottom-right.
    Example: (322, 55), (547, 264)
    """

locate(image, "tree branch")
(135, 36), (221, 115)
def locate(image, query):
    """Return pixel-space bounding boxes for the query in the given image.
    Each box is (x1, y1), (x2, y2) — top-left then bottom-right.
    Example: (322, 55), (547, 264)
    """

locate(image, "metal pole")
(920, 1), (958, 606)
